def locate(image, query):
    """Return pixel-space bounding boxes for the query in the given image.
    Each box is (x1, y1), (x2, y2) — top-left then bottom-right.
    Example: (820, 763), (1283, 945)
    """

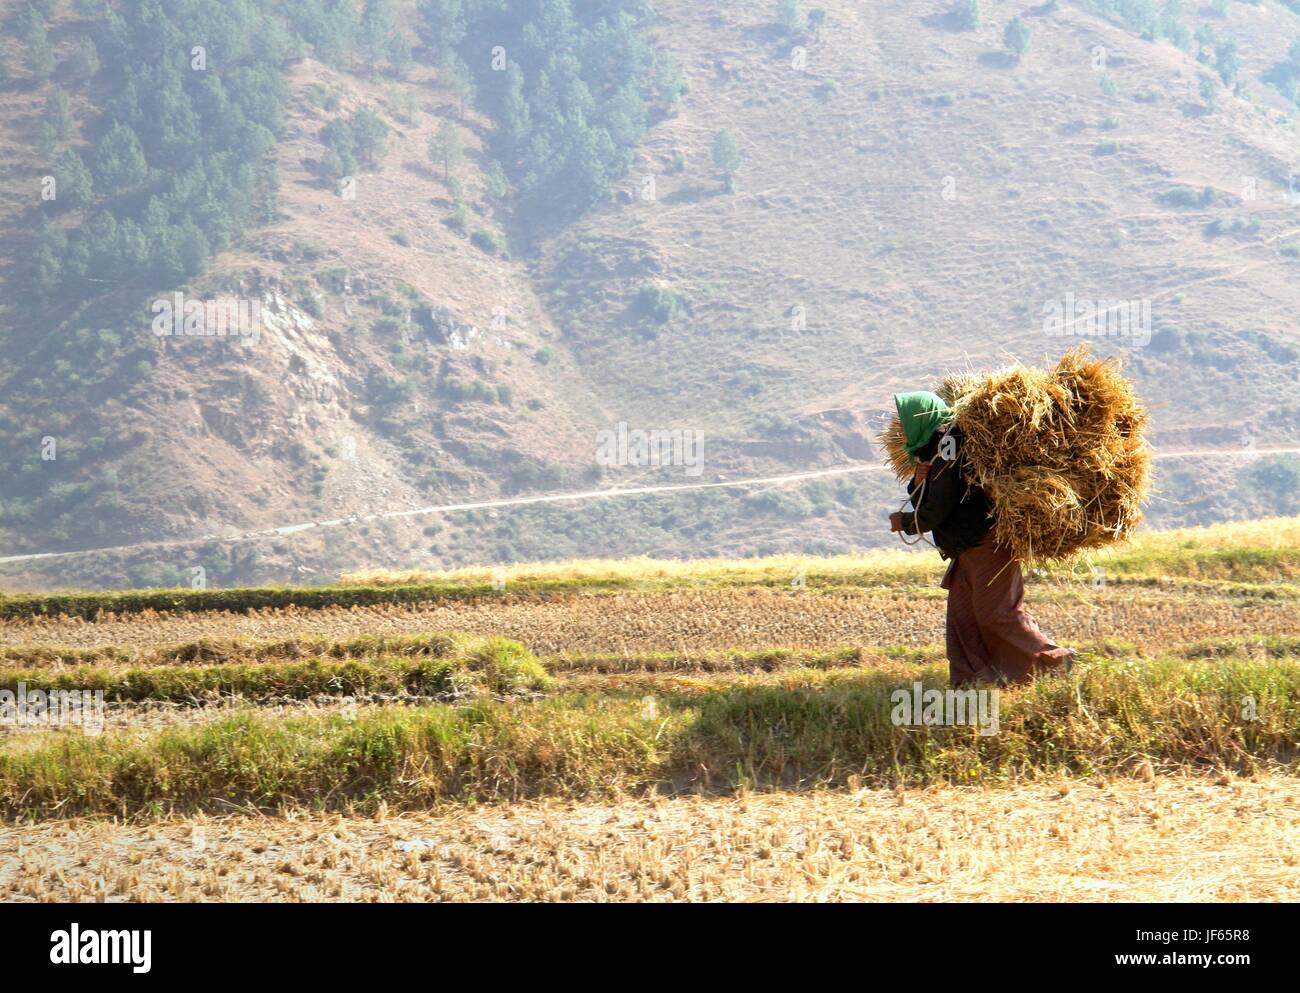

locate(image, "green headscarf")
(893, 391), (953, 461)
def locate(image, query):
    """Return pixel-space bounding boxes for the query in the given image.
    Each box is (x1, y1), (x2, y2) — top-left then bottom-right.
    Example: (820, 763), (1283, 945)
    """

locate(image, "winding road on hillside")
(0, 445), (1296, 566)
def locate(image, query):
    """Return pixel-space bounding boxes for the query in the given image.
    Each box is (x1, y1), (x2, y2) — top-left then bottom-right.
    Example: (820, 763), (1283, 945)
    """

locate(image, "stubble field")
(1, 518), (1297, 902)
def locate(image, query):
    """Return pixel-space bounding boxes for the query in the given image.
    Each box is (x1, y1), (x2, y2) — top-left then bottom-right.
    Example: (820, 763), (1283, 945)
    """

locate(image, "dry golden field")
(3, 775), (1296, 903)
(0, 585), (1295, 657)
(1, 521), (1298, 902)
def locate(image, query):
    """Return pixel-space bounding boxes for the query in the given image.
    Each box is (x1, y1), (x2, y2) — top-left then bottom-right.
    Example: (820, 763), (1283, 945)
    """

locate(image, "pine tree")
(151, 227), (186, 286)
(778, 0), (802, 35)
(37, 122), (57, 160)
(31, 226), (67, 298)
(1003, 16), (1031, 58)
(93, 123), (149, 193)
(350, 107), (389, 165)
(955, 0), (980, 31)
(72, 36), (102, 84)
(712, 130), (741, 188)
(429, 120), (464, 181)
(650, 53), (685, 112)
(116, 219), (150, 269)
(177, 222), (209, 277)
(419, 0), (468, 65)
(45, 90), (72, 141)
(26, 17), (56, 82)
(445, 58), (475, 120)
(603, 82), (646, 149)
(362, 0), (403, 76)
(499, 62), (531, 156)
(52, 150), (95, 210)
(1215, 39), (1240, 87)
(320, 117), (358, 177)
(82, 211), (121, 281)
(320, 147), (346, 182)
(484, 160), (509, 201)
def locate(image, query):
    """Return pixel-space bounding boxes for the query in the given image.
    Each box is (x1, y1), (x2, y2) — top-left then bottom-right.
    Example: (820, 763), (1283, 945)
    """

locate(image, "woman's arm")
(898, 452), (961, 535)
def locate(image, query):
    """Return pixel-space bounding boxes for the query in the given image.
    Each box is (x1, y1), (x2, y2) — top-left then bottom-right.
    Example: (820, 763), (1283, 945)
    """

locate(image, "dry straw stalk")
(880, 345), (1150, 564)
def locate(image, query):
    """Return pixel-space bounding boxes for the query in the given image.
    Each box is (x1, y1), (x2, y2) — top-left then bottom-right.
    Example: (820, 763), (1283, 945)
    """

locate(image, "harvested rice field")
(2, 586), (1297, 657)
(2, 519), (1298, 902)
(3, 776), (1295, 903)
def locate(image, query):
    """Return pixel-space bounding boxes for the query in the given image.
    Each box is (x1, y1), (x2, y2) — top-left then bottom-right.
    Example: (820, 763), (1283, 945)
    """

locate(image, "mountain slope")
(1, 0), (1298, 590)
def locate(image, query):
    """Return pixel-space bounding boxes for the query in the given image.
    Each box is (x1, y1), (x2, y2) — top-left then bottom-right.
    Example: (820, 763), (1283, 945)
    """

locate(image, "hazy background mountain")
(1, 0), (1298, 590)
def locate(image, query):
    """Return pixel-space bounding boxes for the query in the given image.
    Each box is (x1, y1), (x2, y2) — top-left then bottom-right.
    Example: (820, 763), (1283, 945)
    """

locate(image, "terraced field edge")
(3, 656), (1295, 820)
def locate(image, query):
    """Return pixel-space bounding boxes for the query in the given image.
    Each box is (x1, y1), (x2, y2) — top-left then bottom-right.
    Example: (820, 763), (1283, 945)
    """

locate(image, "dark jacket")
(900, 426), (992, 559)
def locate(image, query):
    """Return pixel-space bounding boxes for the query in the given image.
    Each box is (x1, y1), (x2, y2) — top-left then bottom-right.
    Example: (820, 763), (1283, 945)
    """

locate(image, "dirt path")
(1, 586), (1295, 655)
(2, 447), (1296, 569)
(3, 775), (1294, 902)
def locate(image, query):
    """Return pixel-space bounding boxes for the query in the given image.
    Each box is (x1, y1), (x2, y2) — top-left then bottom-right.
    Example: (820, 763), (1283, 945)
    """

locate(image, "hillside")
(1, 0), (1299, 591)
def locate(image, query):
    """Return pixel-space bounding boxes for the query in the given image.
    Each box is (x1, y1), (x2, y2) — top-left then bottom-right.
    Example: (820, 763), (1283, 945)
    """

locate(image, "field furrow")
(1, 587), (1298, 656)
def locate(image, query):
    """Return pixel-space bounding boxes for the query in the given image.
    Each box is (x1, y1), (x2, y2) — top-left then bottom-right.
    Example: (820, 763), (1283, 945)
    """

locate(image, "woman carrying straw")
(887, 391), (1074, 687)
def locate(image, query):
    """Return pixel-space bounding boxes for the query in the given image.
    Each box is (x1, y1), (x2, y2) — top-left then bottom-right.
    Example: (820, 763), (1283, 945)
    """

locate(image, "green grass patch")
(0, 632), (467, 669)
(0, 583), (547, 621)
(4, 524), (1299, 622)
(5, 552), (1296, 621)
(545, 647), (871, 674)
(1179, 635), (1300, 659)
(1093, 546), (1300, 584)
(3, 655), (1294, 820)
(0, 636), (550, 704)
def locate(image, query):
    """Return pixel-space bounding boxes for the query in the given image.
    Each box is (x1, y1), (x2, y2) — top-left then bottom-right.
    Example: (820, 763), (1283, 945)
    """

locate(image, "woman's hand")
(889, 512), (905, 532)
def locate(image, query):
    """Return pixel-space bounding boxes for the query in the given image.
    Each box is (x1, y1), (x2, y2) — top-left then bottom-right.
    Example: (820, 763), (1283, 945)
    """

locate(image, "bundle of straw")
(880, 345), (1150, 564)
